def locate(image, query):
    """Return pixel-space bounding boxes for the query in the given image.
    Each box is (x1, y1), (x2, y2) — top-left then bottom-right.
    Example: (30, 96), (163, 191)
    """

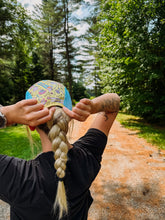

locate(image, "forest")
(0, 0), (165, 123)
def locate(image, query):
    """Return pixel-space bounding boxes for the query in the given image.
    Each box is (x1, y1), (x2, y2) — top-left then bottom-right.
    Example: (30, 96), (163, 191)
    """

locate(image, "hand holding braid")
(48, 107), (70, 219)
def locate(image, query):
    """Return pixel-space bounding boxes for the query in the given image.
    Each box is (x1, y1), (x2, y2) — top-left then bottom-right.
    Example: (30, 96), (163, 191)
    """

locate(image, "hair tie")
(58, 177), (65, 182)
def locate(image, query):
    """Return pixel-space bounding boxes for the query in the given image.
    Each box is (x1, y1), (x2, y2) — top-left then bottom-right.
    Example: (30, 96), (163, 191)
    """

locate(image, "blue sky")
(18, 0), (92, 35)
(18, 0), (94, 13)
(17, 0), (94, 87)
(18, 0), (41, 13)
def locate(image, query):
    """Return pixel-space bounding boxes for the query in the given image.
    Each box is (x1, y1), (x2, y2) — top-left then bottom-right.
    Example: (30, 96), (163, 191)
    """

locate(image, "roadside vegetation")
(117, 112), (165, 150)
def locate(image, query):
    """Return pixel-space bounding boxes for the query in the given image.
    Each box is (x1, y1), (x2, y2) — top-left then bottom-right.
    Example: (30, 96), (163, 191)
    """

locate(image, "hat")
(25, 80), (72, 110)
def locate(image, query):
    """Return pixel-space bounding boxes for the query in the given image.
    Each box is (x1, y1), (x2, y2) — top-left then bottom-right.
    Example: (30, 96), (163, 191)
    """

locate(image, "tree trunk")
(64, 0), (72, 98)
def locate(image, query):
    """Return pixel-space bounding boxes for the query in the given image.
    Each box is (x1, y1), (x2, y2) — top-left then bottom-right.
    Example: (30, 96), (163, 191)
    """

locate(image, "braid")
(48, 107), (70, 219)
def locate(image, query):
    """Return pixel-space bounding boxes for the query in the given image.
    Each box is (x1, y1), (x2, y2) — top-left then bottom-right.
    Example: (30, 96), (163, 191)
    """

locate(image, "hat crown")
(26, 80), (72, 110)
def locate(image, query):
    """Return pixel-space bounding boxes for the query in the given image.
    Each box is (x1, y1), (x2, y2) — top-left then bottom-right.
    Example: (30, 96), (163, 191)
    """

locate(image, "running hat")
(25, 80), (72, 110)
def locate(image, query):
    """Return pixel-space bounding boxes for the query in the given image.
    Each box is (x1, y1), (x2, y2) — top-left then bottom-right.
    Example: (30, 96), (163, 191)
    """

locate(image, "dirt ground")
(70, 115), (165, 220)
(0, 115), (165, 220)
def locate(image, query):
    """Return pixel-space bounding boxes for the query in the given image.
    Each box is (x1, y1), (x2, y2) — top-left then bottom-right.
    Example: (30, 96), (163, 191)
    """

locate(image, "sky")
(18, 0), (92, 35)
(17, 0), (95, 88)
(18, 0), (94, 13)
(18, 0), (42, 13)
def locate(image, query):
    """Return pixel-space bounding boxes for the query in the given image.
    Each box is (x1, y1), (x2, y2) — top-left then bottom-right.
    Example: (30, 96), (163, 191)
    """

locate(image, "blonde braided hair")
(45, 107), (70, 219)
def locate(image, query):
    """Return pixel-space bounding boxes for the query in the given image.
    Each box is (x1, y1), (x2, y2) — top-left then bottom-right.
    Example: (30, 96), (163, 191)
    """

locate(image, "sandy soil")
(0, 115), (165, 220)
(70, 115), (165, 220)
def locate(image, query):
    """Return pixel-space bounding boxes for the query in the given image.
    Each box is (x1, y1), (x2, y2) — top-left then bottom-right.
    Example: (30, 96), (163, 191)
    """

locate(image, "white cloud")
(75, 6), (84, 18)
(18, 0), (42, 13)
(84, 0), (95, 3)
(75, 23), (89, 36)
(18, 0), (42, 5)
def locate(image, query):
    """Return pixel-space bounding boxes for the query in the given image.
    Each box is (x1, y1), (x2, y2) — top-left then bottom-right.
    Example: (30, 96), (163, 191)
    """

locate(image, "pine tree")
(34, 0), (86, 97)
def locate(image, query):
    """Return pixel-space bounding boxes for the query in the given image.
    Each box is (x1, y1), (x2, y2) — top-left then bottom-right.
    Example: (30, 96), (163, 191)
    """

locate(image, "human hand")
(63, 98), (93, 122)
(1, 99), (55, 127)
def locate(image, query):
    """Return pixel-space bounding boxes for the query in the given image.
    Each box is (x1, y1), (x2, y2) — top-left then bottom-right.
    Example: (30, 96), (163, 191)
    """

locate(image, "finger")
(75, 102), (88, 110)
(34, 108), (50, 118)
(18, 99), (44, 114)
(28, 109), (53, 127)
(26, 103), (44, 113)
(34, 115), (52, 126)
(63, 106), (83, 120)
(80, 98), (92, 105)
(37, 107), (55, 121)
(72, 106), (90, 118)
(39, 107), (55, 124)
(80, 98), (93, 113)
(49, 107), (55, 118)
(27, 108), (49, 123)
(65, 109), (84, 121)
(72, 112), (88, 121)
(63, 106), (89, 121)
(20, 99), (38, 106)
(63, 106), (74, 118)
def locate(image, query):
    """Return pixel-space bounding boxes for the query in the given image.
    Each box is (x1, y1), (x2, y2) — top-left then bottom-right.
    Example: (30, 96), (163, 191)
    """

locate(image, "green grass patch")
(0, 125), (42, 160)
(117, 112), (165, 150)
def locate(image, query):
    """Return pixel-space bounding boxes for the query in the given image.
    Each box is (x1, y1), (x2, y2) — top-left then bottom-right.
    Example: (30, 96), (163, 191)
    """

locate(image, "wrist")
(0, 105), (15, 126)
(90, 99), (99, 114)
(91, 93), (120, 114)
(0, 105), (8, 128)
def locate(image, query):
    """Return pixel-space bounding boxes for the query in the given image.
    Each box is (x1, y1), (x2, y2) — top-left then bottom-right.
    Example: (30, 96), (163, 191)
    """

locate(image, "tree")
(0, 0), (35, 103)
(72, 80), (89, 101)
(74, 0), (102, 96)
(34, 0), (87, 98)
(96, 0), (165, 122)
(10, 4), (36, 101)
(0, 0), (17, 104)
(34, 0), (63, 81)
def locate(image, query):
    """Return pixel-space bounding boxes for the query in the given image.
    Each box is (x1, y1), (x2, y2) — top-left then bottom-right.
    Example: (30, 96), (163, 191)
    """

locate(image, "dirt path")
(70, 115), (165, 220)
(0, 115), (165, 220)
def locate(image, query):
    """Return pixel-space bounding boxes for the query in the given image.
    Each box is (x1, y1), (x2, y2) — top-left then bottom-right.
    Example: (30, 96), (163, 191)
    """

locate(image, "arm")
(63, 93), (120, 136)
(88, 93), (120, 136)
(0, 99), (55, 127)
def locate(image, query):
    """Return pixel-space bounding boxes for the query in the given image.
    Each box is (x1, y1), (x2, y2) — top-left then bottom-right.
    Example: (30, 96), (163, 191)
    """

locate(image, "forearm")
(91, 93), (120, 114)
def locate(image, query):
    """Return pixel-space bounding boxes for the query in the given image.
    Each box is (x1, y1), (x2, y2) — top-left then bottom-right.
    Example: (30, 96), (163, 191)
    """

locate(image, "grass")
(0, 112), (165, 159)
(117, 112), (165, 150)
(0, 125), (42, 160)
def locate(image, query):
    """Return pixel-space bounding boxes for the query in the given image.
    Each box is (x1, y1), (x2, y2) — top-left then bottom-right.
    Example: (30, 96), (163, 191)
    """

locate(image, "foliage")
(34, 0), (63, 81)
(117, 112), (165, 150)
(96, 0), (165, 123)
(78, 0), (102, 96)
(11, 5), (37, 101)
(0, 0), (17, 104)
(2, 0), (165, 126)
(0, 0), (93, 105)
(72, 81), (90, 101)
(34, 0), (86, 98)
(0, 0), (39, 103)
